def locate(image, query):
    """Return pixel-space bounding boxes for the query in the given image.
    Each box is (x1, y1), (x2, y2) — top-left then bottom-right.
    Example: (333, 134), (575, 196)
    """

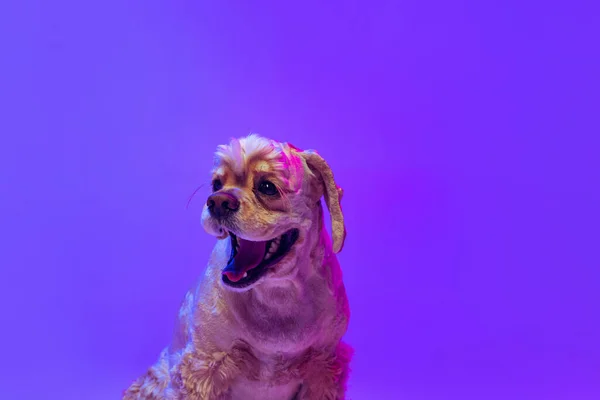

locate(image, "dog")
(123, 134), (351, 400)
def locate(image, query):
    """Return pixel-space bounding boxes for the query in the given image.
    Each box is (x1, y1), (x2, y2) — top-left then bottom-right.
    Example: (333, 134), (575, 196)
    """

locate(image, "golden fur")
(123, 134), (351, 399)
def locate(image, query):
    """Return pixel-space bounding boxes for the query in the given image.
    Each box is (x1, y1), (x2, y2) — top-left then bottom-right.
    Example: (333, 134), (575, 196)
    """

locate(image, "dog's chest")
(229, 377), (301, 400)
(226, 345), (305, 400)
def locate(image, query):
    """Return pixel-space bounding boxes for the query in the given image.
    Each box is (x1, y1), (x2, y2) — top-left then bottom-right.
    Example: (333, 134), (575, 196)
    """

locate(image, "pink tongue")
(223, 238), (266, 282)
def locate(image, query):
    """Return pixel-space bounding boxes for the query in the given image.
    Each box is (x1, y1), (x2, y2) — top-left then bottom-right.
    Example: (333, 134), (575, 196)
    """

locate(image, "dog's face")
(201, 135), (346, 291)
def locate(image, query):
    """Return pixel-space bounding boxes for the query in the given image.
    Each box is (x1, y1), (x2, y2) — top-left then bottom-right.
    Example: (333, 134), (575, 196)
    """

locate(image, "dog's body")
(124, 135), (351, 400)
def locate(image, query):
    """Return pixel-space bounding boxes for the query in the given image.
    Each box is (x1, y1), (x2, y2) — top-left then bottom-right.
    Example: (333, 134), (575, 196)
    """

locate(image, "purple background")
(1, 1), (599, 399)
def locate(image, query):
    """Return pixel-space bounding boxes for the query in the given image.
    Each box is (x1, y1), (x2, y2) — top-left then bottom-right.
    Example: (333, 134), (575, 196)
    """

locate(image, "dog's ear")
(298, 149), (346, 254)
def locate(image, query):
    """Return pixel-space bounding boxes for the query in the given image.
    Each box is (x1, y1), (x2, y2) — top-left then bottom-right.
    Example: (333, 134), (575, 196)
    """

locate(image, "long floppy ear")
(299, 149), (346, 253)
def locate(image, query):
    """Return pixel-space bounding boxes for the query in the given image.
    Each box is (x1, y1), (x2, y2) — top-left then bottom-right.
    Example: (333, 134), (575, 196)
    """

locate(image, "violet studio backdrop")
(1, 1), (599, 399)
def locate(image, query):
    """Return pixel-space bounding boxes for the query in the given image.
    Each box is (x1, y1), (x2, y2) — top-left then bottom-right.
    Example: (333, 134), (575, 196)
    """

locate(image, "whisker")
(186, 183), (208, 210)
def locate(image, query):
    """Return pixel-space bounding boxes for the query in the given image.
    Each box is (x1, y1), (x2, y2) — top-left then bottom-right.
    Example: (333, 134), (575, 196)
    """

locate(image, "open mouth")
(222, 229), (300, 289)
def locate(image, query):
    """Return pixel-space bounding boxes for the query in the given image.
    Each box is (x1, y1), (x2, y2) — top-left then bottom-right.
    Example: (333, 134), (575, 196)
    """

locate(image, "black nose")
(207, 192), (240, 219)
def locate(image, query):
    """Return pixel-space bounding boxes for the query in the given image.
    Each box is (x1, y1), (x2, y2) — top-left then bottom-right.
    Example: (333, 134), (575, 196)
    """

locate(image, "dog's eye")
(212, 179), (223, 192)
(258, 180), (278, 196)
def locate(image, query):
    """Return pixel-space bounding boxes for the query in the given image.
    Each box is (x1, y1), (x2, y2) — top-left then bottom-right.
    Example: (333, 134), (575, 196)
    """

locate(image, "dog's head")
(201, 134), (346, 291)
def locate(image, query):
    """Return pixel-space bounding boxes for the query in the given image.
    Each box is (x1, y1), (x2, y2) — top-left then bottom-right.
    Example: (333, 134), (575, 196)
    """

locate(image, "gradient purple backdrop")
(1, 0), (599, 399)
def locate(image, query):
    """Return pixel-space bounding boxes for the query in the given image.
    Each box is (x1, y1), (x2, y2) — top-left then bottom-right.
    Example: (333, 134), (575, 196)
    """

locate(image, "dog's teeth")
(243, 272), (248, 278)
(263, 237), (283, 260)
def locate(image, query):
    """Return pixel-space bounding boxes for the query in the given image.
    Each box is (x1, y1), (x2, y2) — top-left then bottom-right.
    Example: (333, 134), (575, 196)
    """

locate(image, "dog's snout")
(207, 192), (240, 219)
